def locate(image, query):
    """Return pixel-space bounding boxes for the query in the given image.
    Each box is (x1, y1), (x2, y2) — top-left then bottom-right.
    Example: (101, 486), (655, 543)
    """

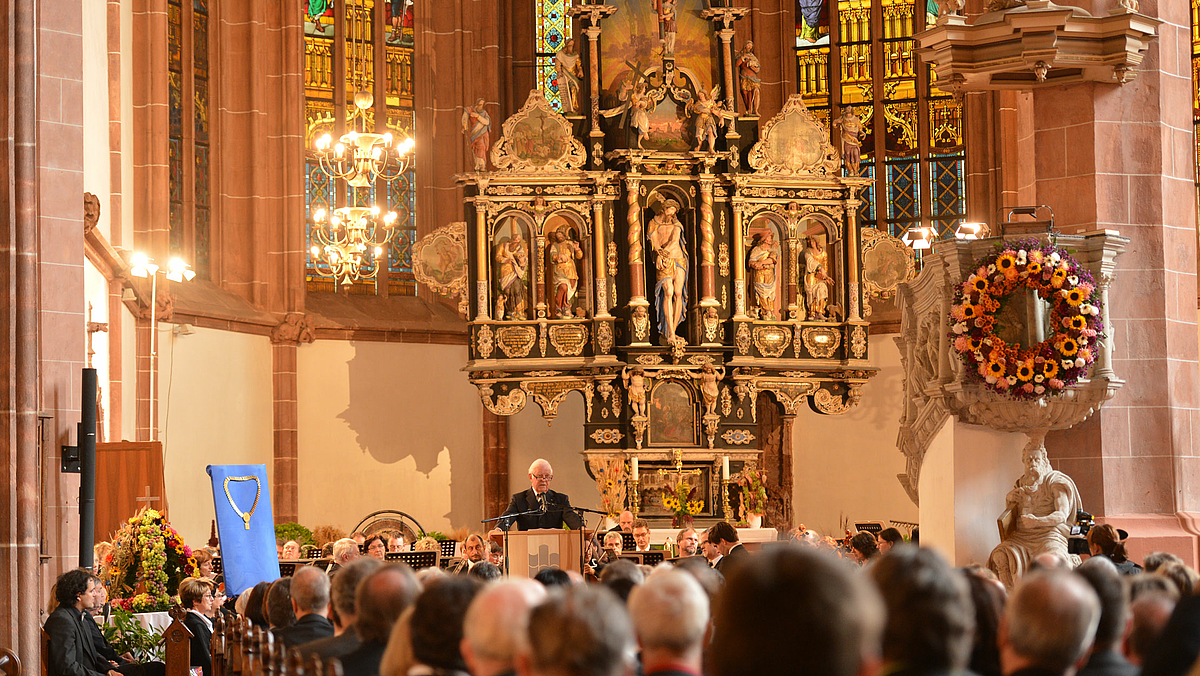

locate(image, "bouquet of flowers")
(734, 469), (768, 521)
(660, 479), (704, 528)
(101, 508), (196, 613)
(590, 456), (628, 521)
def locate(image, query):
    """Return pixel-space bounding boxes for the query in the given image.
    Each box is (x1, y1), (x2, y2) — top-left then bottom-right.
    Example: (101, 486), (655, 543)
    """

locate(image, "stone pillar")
(1037, 0), (1200, 563)
(482, 410), (510, 522)
(271, 342), (300, 523)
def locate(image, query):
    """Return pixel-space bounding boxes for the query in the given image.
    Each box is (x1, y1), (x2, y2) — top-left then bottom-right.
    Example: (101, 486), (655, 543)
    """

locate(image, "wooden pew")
(162, 606), (195, 676)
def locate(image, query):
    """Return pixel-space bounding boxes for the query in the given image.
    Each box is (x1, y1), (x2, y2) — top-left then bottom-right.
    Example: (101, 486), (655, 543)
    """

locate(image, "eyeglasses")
(532, 474), (553, 481)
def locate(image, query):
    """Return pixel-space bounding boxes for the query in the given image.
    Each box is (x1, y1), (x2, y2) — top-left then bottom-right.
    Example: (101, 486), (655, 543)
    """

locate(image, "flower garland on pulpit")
(734, 469), (769, 522)
(661, 479), (704, 528)
(101, 508), (197, 612)
(951, 240), (1105, 400)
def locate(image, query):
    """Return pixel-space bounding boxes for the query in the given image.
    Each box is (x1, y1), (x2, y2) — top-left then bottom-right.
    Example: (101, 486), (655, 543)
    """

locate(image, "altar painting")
(634, 464), (714, 518)
(599, 0), (715, 95)
(649, 380), (697, 446)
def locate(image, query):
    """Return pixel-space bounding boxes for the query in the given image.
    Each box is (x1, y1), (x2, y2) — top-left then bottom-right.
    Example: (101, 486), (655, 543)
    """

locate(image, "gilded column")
(592, 197), (610, 316)
(475, 197), (490, 320)
(535, 233), (547, 318)
(626, 177), (647, 305)
(586, 25), (602, 136)
(846, 199), (861, 321)
(719, 29), (737, 113)
(732, 200), (747, 318)
(699, 177), (717, 305)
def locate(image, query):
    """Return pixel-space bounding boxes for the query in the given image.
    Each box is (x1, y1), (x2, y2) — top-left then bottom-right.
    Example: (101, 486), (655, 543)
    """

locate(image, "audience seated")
(599, 559), (643, 603)
(274, 566), (335, 648)
(705, 523), (746, 575)
(1143, 551), (1184, 573)
(297, 557), (382, 660)
(244, 581), (271, 628)
(179, 577), (215, 676)
(265, 578), (296, 640)
(45, 569), (166, 676)
(468, 561), (501, 582)
(460, 580), (547, 676)
(849, 531), (879, 566)
(1156, 561), (1198, 597)
(330, 538), (361, 574)
(407, 577), (481, 675)
(339, 563), (421, 676)
(364, 535), (387, 560)
(709, 545), (884, 676)
(1129, 572), (1179, 602)
(671, 556), (723, 606)
(1086, 525), (1142, 575)
(1074, 556), (1137, 676)
(1137, 595), (1200, 676)
(628, 569), (709, 676)
(533, 567), (571, 588)
(870, 546), (974, 676)
(876, 528), (903, 554)
(1124, 591), (1175, 666)
(961, 567), (1006, 676)
(518, 586), (635, 676)
(998, 569), (1100, 676)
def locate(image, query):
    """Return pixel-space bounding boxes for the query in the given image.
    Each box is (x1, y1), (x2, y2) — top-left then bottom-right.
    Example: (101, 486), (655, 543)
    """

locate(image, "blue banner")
(207, 464), (280, 595)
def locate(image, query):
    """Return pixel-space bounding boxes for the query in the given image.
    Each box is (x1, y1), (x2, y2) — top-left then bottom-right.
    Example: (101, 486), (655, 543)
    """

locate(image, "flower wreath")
(950, 239), (1104, 399)
(101, 508), (197, 613)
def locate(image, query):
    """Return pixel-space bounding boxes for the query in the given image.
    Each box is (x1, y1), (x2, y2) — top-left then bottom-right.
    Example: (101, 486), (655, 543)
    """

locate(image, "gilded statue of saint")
(461, 98), (491, 172)
(833, 108), (865, 175)
(649, 199), (688, 343)
(735, 41), (761, 116)
(555, 39), (583, 115)
(747, 231), (779, 321)
(549, 229), (583, 319)
(692, 362), (727, 417)
(803, 236), (832, 320)
(495, 229), (529, 320)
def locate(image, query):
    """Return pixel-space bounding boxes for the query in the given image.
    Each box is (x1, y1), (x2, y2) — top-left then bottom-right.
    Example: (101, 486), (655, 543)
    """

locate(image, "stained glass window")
(304, 0), (416, 295)
(166, 0), (211, 279)
(797, 0), (965, 241)
(536, 0), (571, 111)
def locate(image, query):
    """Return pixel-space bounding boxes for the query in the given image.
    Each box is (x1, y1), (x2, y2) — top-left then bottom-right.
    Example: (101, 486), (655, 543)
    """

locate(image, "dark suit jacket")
(274, 614), (335, 649)
(45, 606), (110, 676)
(83, 613), (127, 666)
(714, 543), (748, 575)
(499, 488), (583, 531)
(296, 627), (361, 661)
(338, 639), (386, 676)
(181, 612), (212, 676)
(1078, 650), (1138, 676)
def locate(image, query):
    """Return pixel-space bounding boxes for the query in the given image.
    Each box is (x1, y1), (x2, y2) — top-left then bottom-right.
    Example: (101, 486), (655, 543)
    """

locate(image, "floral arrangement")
(591, 457), (628, 520)
(951, 240), (1104, 399)
(660, 479), (704, 528)
(734, 469), (768, 520)
(101, 508), (196, 613)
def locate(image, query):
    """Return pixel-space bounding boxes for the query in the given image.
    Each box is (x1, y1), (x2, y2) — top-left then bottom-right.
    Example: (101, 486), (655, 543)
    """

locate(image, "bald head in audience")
(628, 569), (709, 675)
(999, 570), (1100, 676)
(462, 580), (548, 676)
(710, 546), (884, 676)
(355, 563), (420, 644)
(1125, 591), (1176, 666)
(290, 565), (330, 618)
(518, 585), (635, 676)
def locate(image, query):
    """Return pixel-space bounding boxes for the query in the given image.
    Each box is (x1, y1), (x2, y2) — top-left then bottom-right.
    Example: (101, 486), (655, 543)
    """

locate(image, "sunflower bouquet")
(102, 508), (197, 613)
(661, 479), (704, 528)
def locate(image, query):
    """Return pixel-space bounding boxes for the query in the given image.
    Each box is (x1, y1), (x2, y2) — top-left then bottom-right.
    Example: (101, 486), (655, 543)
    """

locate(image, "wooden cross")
(135, 485), (161, 510)
(656, 448), (702, 481)
(85, 302), (109, 369)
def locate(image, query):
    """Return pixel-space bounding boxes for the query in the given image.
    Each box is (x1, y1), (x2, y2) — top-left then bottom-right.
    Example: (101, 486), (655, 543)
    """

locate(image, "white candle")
(722, 456), (730, 480)
(631, 457), (639, 481)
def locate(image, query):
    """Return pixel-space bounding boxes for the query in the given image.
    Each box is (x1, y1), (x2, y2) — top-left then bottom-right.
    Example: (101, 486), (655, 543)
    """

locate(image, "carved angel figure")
(602, 78), (656, 149)
(692, 362), (727, 417)
(686, 86), (734, 154)
(622, 366), (650, 418)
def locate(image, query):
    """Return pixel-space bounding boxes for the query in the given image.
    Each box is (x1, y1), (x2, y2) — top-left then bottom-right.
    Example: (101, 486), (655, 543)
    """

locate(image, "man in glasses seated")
(497, 458), (583, 531)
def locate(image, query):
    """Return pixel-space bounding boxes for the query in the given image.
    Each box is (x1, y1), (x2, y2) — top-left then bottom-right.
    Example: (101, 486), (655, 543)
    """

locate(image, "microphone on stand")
(538, 492), (547, 514)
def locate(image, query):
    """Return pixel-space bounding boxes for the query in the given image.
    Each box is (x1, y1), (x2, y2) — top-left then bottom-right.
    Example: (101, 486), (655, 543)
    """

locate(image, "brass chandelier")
(309, 0), (414, 286)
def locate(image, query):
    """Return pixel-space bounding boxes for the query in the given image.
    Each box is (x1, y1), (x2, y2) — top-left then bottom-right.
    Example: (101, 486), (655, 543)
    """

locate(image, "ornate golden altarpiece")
(455, 3), (878, 522)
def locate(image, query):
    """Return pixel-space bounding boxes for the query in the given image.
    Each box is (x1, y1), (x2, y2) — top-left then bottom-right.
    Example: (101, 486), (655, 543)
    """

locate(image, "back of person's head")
(462, 580), (547, 671)
(1087, 524), (1130, 563)
(710, 545), (884, 676)
(1144, 551), (1184, 573)
(245, 581), (272, 627)
(409, 576), (481, 671)
(962, 569), (1005, 676)
(522, 585), (635, 676)
(877, 528), (903, 548)
(332, 556), (382, 621)
(291, 565), (331, 613)
(179, 577), (214, 610)
(707, 521), (739, 545)
(54, 568), (93, 609)
(851, 531), (879, 559)
(1157, 562), (1198, 597)
(534, 567), (571, 587)
(333, 537), (360, 563)
(1137, 595), (1200, 676)
(1127, 591), (1176, 666)
(870, 545), (973, 670)
(672, 555), (724, 603)
(1130, 572), (1179, 602)
(627, 569), (709, 656)
(1075, 555), (1129, 652)
(468, 561), (501, 582)
(599, 559), (643, 585)
(1002, 570), (1100, 674)
(355, 562), (420, 643)
(265, 577), (295, 629)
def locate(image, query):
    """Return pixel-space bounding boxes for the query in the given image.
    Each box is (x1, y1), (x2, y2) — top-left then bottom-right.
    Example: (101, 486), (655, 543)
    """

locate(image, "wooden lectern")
(503, 529), (585, 578)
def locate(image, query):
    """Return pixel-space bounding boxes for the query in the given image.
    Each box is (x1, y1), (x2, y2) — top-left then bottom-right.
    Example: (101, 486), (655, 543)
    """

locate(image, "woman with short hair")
(179, 577), (216, 676)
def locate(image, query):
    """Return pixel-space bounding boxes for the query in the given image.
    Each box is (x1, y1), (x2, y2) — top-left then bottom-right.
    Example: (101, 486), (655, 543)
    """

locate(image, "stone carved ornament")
(270, 313), (316, 345)
(413, 221), (469, 317)
(489, 90), (587, 172)
(747, 95), (841, 177)
(860, 227), (916, 301)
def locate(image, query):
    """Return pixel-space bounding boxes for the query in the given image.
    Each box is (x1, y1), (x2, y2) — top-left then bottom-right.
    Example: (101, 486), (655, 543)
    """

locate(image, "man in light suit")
(498, 459), (583, 531)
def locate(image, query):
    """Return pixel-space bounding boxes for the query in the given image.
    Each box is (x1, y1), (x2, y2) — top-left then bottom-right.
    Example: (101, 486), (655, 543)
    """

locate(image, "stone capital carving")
(271, 313), (316, 345)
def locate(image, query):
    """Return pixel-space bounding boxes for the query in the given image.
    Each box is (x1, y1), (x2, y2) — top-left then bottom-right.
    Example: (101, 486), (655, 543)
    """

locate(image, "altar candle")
(722, 456), (730, 480)
(631, 457), (639, 481)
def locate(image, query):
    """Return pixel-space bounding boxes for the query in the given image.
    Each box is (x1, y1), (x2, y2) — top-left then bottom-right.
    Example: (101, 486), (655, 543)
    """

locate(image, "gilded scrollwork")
(595, 320), (614, 354)
(752, 325), (791, 358)
(496, 325), (537, 358)
(801, 326), (842, 358)
(490, 90), (588, 172)
(476, 324), (495, 359)
(747, 95), (841, 176)
(812, 387), (854, 415)
(851, 324), (868, 359)
(522, 378), (589, 420)
(735, 322), (752, 355)
(478, 384), (528, 416)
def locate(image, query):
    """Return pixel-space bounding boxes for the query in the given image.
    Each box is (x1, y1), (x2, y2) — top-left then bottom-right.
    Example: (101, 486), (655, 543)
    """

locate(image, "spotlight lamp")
(901, 226), (934, 250)
(955, 222), (990, 240)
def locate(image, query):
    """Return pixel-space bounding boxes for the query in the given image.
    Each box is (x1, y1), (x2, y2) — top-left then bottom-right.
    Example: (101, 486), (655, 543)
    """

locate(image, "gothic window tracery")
(304, 0), (417, 295)
(796, 0), (965, 241)
(536, 0), (572, 111)
(168, 0), (211, 278)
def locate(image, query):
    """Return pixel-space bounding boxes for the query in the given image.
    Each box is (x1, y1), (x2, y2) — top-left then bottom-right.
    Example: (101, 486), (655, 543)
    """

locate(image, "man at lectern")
(498, 459), (584, 531)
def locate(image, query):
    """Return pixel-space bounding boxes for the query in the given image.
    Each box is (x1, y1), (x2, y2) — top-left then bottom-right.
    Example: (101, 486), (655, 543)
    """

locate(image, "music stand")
(639, 550), (665, 566)
(278, 563), (297, 577)
(620, 532), (636, 551)
(618, 553), (644, 565)
(393, 550), (438, 570)
(212, 557), (223, 575)
(439, 540), (458, 560)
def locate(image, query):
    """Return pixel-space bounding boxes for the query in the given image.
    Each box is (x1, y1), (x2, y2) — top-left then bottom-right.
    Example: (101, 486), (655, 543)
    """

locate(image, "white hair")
(528, 458), (552, 475)
(332, 538), (359, 563)
(628, 569), (710, 654)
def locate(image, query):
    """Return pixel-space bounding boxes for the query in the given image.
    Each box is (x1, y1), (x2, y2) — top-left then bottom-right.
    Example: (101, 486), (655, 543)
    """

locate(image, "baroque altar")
(456, 1), (878, 523)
